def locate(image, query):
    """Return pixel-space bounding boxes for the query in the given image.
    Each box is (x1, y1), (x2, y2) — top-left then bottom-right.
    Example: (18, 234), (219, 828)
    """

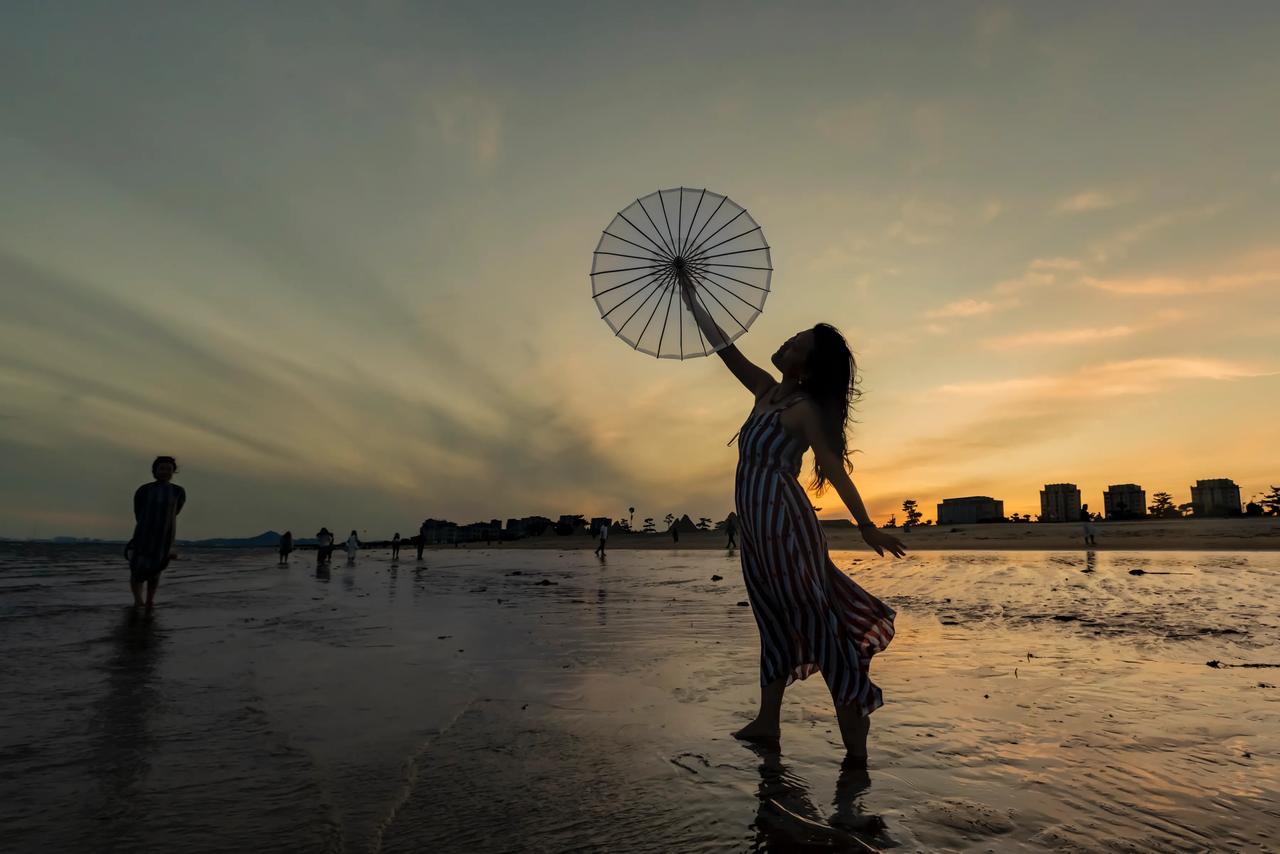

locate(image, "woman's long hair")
(798, 323), (861, 493)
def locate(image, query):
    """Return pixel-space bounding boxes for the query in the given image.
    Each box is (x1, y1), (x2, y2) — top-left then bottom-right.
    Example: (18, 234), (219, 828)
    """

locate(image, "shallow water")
(1, 544), (1276, 853)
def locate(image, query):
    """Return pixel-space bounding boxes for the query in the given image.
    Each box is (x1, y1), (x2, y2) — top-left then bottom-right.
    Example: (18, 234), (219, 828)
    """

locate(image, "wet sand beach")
(1, 544), (1276, 852)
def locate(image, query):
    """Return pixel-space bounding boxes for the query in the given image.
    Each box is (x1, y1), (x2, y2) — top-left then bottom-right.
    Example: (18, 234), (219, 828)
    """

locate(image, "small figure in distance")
(417, 519), (429, 561)
(278, 530), (293, 565)
(725, 512), (738, 550)
(391, 532), (401, 560)
(594, 520), (609, 558)
(315, 527), (335, 567)
(1080, 504), (1098, 546)
(345, 530), (360, 564)
(127, 455), (186, 612)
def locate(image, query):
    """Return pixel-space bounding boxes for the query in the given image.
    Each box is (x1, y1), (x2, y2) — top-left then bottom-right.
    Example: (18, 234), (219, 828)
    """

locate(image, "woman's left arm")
(796, 403), (907, 558)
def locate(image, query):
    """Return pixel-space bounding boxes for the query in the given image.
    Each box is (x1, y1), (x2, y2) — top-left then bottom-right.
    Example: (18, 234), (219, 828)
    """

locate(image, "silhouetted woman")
(391, 532), (401, 560)
(682, 279), (905, 763)
(278, 530), (293, 565)
(127, 456), (186, 610)
(345, 530), (360, 563)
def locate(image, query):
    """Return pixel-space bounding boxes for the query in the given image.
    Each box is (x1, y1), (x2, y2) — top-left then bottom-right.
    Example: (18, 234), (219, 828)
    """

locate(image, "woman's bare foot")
(733, 720), (781, 742)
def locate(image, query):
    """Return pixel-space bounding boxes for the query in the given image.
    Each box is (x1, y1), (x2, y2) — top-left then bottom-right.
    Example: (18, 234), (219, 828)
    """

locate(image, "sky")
(2, 2), (1279, 539)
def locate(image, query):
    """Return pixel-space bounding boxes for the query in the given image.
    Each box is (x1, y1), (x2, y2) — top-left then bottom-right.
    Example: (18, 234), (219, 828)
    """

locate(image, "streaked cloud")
(937, 357), (1272, 399)
(926, 298), (999, 319)
(1087, 203), (1227, 263)
(981, 324), (1136, 350)
(1055, 189), (1131, 214)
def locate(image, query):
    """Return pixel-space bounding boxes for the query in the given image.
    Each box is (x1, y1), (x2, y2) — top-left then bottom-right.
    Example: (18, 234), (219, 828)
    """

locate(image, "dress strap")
(774, 391), (808, 412)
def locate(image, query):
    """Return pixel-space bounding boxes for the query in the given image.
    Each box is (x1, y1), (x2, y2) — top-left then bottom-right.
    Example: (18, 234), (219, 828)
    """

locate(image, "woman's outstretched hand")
(860, 526), (907, 558)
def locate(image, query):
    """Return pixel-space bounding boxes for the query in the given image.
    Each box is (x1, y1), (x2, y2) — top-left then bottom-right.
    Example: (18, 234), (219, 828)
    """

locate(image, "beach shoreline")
(424, 517), (1280, 552)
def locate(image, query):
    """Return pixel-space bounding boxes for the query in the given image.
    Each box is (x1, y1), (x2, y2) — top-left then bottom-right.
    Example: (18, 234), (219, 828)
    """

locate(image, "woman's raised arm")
(679, 275), (774, 397)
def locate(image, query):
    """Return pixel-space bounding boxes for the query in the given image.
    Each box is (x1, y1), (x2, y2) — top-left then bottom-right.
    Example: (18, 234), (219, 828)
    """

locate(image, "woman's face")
(153, 461), (175, 481)
(771, 329), (815, 376)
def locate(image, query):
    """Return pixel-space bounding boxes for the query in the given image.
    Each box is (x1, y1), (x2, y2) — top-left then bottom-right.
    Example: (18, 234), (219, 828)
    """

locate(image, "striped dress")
(734, 392), (896, 715)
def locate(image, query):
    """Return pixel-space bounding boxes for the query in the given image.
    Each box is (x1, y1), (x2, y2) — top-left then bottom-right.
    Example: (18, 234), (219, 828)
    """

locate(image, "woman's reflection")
(87, 609), (166, 846)
(749, 744), (885, 852)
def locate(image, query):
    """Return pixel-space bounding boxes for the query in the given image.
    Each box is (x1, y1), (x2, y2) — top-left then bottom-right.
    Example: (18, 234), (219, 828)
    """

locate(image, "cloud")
(858, 356), (1273, 485)
(991, 256), (1083, 295)
(980, 199), (1005, 224)
(937, 357), (1271, 399)
(423, 92), (504, 175)
(926, 298), (998, 319)
(885, 197), (954, 245)
(975, 4), (1015, 44)
(1087, 203), (1226, 263)
(980, 308), (1186, 351)
(1085, 269), (1279, 296)
(981, 324), (1136, 350)
(1054, 189), (1131, 214)
(814, 99), (886, 149)
(1084, 246), (1280, 296)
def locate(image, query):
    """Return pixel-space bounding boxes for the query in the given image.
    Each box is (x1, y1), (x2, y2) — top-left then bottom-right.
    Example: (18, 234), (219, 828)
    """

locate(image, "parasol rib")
(689, 264), (771, 293)
(638, 196), (676, 257)
(682, 194), (728, 261)
(687, 225), (763, 261)
(602, 271), (668, 321)
(657, 190), (679, 260)
(684, 208), (745, 259)
(616, 211), (673, 259)
(615, 272), (675, 339)
(689, 269), (752, 332)
(679, 188), (707, 257)
(600, 229), (668, 259)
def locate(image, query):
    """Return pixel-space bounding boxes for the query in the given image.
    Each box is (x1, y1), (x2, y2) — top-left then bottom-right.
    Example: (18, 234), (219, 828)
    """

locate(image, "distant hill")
(180, 530), (282, 548)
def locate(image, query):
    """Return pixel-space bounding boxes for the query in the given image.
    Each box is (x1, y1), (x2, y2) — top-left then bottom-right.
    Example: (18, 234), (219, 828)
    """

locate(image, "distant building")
(505, 516), (552, 539)
(1103, 484), (1146, 520)
(937, 496), (1004, 525)
(554, 514), (589, 535)
(1039, 483), (1081, 523)
(1190, 478), (1242, 517)
(420, 518), (458, 544)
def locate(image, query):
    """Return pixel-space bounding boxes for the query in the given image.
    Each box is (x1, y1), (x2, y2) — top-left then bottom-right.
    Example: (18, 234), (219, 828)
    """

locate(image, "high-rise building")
(937, 496), (1004, 525)
(1103, 484), (1146, 519)
(1190, 479), (1242, 517)
(1040, 483), (1082, 522)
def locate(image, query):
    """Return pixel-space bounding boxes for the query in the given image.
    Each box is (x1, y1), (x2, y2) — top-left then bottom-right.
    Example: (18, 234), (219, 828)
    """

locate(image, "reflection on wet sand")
(750, 743), (884, 852)
(85, 609), (165, 846)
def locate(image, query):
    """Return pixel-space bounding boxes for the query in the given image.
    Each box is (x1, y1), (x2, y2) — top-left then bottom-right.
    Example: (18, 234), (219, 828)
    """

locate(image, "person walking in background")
(417, 519), (429, 560)
(1080, 504), (1098, 546)
(594, 520), (609, 558)
(391, 532), (401, 560)
(725, 513), (738, 549)
(670, 520), (680, 544)
(127, 455), (186, 611)
(315, 527), (335, 567)
(345, 530), (360, 563)
(278, 530), (293, 565)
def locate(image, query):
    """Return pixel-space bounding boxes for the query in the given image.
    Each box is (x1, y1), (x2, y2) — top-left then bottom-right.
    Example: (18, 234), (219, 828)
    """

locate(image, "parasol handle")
(677, 267), (730, 349)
